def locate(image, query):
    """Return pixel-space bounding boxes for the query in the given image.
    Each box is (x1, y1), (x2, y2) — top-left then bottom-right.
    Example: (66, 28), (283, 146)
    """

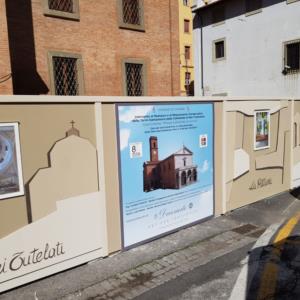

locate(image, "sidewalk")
(1, 191), (299, 300)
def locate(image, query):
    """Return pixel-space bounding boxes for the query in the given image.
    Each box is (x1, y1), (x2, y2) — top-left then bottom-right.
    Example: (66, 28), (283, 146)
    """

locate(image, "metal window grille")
(285, 41), (300, 74)
(246, 0), (262, 13)
(122, 0), (141, 25)
(185, 72), (191, 85)
(48, 0), (74, 13)
(52, 56), (79, 95)
(183, 0), (189, 6)
(215, 41), (225, 59)
(125, 63), (143, 96)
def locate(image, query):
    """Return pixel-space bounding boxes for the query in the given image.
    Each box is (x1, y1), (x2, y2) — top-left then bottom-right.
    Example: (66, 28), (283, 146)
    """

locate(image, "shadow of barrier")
(0, 96), (299, 292)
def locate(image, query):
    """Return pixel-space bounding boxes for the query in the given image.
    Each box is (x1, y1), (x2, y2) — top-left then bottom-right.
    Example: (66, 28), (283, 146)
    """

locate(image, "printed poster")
(117, 103), (214, 248)
(0, 123), (24, 200)
(255, 110), (270, 150)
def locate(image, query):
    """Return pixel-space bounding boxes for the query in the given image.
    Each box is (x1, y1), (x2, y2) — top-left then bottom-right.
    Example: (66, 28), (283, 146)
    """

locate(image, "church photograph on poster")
(143, 136), (198, 192)
(0, 123), (24, 200)
(117, 103), (214, 248)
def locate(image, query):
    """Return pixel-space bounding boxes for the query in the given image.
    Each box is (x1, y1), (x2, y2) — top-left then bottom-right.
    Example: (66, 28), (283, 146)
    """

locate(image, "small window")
(245, 0), (262, 15)
(184, 19), (190, 33)
(42, 0), (80, 20)
(48, 52), (84, 95)
(184, 46), (191, 60)
(183, 0), (189, 6)
(123, 59), (147, 96)
(212, 6), (225, 25)
(185, 72), (191, 86)
(283, 40), (300, 74)
(213, 38), (226, 61)
(118, 0), (145, 31)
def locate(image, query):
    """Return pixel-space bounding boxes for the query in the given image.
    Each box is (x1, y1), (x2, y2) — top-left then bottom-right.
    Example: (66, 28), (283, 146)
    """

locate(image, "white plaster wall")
(194, 0), (300, 97)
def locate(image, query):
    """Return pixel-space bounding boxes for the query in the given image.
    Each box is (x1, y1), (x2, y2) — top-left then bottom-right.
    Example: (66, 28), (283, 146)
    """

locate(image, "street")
(1, 190), (299, 300)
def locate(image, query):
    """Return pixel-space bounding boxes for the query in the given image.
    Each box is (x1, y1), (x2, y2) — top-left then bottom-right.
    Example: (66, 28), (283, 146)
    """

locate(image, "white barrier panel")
(0, 191), (107, 293)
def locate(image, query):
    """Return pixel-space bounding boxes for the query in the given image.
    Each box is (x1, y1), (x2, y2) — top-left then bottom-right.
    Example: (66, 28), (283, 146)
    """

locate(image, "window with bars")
(283, 40), (300, 75)
(123, 60), (146, 96)
(245, 0), (262, 15)
(48, 0), (73, 13)
(118, 0), (144, 31)
(185, 72), (191, 85)
(48, 52), (84, 95)
(42, 0), (79, 20)
(183, 0), (189, 6)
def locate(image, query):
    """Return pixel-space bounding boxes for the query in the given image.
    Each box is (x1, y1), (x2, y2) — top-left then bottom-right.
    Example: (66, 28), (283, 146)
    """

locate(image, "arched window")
(187, 170), (192, 182)
(181, 171), (187, 186)
(193, 169), (197, 181)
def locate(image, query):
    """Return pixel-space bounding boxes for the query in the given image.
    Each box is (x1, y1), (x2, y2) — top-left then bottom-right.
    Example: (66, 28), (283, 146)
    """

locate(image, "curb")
(229, 221), (284, 300)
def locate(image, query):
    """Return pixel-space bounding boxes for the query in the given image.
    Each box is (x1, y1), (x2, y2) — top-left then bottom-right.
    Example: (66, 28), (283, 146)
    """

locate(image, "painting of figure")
(255, 111), (270, 150)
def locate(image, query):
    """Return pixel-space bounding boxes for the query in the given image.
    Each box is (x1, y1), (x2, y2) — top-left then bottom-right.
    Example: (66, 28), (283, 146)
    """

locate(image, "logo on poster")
(199, 134), (208, 148)
(129, 142), (143, 158)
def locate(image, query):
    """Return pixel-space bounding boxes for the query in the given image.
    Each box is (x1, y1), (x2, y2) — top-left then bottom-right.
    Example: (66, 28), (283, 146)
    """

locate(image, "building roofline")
(192, 0), (225, 12)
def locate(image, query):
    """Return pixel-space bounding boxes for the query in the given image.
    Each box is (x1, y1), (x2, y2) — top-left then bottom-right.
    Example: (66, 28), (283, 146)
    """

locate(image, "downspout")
(200, 15), (204, 96)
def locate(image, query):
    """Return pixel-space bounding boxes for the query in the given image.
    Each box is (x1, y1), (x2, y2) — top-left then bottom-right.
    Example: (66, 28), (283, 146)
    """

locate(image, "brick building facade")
(0, 0), (180, 96)
(0, 1), (12, 94)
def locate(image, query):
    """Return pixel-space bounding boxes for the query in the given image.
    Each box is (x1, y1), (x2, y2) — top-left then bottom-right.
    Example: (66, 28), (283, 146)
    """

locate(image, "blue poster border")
(115, 101), (215, 251)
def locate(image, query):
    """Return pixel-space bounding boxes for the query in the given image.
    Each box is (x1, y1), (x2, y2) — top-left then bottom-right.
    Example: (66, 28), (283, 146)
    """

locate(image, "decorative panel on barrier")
(225, 100), (291, 210)
(292, 101), (300, 188)
(116, 102), (214, 248)
(0, 103), (108, 293)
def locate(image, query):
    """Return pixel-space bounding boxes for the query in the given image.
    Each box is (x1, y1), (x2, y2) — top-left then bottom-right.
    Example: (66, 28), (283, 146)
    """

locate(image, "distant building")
(0, 0), (180, 96)
(179, 0), (195, 96)
(143, 136), (198, 192)
(192, 0), (300, 97)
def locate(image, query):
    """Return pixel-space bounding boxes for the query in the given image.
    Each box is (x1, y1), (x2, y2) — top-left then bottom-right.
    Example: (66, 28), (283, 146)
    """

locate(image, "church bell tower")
(150, 136), (158, 162)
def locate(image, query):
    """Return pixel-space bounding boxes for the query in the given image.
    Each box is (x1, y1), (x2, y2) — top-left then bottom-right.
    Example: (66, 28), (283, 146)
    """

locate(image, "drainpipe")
(200, 15), (204, 96)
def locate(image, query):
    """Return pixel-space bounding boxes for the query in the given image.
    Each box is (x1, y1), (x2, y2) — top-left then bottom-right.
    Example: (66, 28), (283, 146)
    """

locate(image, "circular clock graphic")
(0, 134), (13, 173)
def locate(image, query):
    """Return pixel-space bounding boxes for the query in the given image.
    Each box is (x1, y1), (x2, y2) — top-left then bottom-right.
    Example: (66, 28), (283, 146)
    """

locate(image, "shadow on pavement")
(290, 187), (300, 200)
(246, 235), (300, 300)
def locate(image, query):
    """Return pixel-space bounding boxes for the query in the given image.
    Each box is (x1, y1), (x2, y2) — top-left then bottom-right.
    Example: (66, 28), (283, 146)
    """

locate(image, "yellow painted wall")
(178, 0), (194, 96)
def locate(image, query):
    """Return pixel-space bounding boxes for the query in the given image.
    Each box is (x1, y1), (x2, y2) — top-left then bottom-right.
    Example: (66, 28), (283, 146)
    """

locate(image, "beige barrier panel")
(224, 100), (292, 211)
(0, 101), (108, 292)
(214, 101), (225, 215)
(1, 96), (296, 291)
(292, 100), (300, 188)
(101, 103), (122, 253)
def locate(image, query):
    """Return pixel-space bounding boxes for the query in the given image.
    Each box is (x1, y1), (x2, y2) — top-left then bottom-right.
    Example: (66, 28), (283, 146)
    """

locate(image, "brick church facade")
(143, 136), (198, 192)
